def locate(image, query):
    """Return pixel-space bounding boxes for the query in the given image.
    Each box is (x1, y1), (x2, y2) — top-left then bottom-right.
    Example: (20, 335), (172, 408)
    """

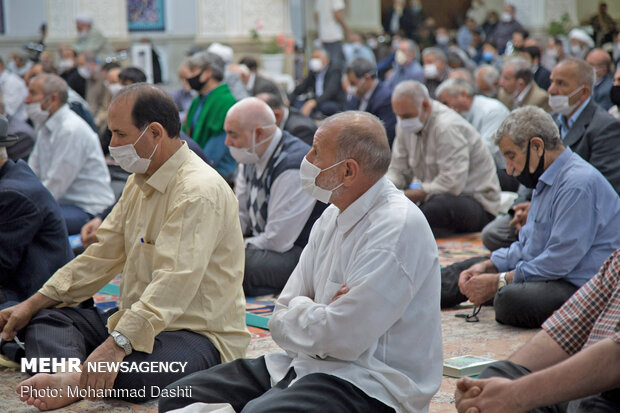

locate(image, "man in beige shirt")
(0, 84), (249, 410)
(497, 57), (551, 112)
(389, 80), (500, 237)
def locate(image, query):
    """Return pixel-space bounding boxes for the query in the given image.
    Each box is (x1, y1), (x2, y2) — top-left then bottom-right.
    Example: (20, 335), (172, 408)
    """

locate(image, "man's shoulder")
(172, 154), (234, 202)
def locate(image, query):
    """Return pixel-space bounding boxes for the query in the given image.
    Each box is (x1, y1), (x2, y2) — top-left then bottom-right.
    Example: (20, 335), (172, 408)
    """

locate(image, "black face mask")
(610, 85), (620, 107)
(516, 140), (545, 189)
(187, 71), (207, 92)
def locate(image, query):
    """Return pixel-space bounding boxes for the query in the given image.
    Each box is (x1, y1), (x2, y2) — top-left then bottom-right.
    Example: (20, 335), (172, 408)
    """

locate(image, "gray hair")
(32, 74), (68, 104)
(402, 39), (420, 59)
(494, 105), (562, 150)
(475, 64), (500, 94)
(0, 146), (7, 161)
(422, 47), (447, 63)
(450, 68), (475, 86)
(558, 57), (596, 91)
(187, 51), (225, 81)
(392, 80), (430, 107)
(323, 111), (391, 178)
(436, 78), (475, 98)
(503, 56), (533, 84)
(346, 57), (376, 79)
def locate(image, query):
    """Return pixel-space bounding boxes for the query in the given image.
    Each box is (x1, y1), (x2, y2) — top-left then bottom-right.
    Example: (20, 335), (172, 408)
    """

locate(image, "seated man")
(182, 51), (237, 182)
(235, 57), (284, 98)
(436, 78), (516, 191)
(345, 57), (397, 146)
(224, 97), (323, 296)
(421, 47), (451, 98)
(456, 249), (620, 412)
(474, 64), (501, 99)
(482, 56), (620, 252)
(159, 111), (443, 413)
(384, 38), (424, 91)
(25, 74), (115, 235)
(257, 92), (317, 146)
(586, 48), (614, 111)
(0, 115), (73, 310)
(289, 49), (345, 119)
(443, 106), (620, 329)
(0, 84), (249, 410)
(388, 80), (501, 237)
(497, 57), (550, 111)
(0, 91), (35, 161)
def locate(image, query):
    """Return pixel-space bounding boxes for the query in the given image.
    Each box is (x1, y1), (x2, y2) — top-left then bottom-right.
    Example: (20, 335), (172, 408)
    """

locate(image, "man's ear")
(530, 137), (544, 155)
(342, 158), (360, 186)
(149, 122), (166, 141)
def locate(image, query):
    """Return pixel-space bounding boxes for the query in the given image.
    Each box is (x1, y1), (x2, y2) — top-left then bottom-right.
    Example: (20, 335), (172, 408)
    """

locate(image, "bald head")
(586, 48), (612, 79)
(226, 97), (276, 131)
(224, 97), (277, 156)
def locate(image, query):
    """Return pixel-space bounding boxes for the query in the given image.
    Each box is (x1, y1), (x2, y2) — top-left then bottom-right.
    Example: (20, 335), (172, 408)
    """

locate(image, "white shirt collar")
(516, 83), (532, 105)
(246, 72), (256, 92)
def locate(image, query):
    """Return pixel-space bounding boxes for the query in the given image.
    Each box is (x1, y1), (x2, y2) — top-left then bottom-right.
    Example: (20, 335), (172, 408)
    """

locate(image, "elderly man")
(421, 47), (451, 98)
(0, 57), (28, 122)
(73, 13), (113, 59)
(388, 80), (500, 237)
(482, 57), (620, 252)
(1, 84), (249, 410)
(456, 249), (620, 413)
(230, 59), (282, 98)
(289, 49), (345, 119)
(498, 57), (550, 111)
(345, 57), (397, 146)
(160, 111), (442, 413)
(444, 106), (620, 329)
(257, 92), (317, 146)
(0, 115), (72, 312)
(384, 38), (424, 91)
(25, 74), (114, 235)
(610, 66), (620, 120)
(225, 97), (323, 296)
(182, 51), (237, 181)
(568, 28), (594, 60)
(475, 64), (501, 98)
(436, 78), (516, 191)
(586, 48), (614, 110)
(0, 91), (34, 161)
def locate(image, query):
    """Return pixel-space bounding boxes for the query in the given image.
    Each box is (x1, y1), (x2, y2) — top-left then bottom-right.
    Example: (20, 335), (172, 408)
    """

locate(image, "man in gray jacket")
(388, 80), (500, 237)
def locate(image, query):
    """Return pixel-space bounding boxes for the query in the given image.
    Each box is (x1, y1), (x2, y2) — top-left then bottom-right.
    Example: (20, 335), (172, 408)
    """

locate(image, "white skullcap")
(207, 42), (234, 65)
(569, 29), (594, 49)
(76, 12), (94, 24)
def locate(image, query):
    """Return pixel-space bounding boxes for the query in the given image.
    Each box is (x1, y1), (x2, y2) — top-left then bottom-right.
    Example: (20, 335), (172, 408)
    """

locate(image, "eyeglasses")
(455, 305), (481, 323)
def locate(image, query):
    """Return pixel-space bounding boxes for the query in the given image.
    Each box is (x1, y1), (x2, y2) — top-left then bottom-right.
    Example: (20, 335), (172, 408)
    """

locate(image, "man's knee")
(494, 285), (542, 328)
(479, 360), (531, 380)
(481, 215), (514, 251)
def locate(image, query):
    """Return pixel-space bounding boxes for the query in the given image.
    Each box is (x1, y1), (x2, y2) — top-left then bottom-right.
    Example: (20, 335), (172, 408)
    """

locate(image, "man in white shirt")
(0, 57), (28, 122)
(25, 74), (114, 235)
(315, 0), (351, 71)
(389, 80), (501, 237)
(224, 97), (322, 296)
(159, 111), (443, 413)
(436, 78), (518, 191)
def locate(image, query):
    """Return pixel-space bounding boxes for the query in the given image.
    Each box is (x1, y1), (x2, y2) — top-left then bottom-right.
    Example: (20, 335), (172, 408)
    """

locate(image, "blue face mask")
(482, 51), (494, 62)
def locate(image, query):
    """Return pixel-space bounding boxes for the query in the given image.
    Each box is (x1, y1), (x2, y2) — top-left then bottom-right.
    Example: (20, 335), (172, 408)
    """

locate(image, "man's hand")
(331, 284), (349, 303)
(456, 377), (526, 413)
(79, 336), (126, 401)
(301, 99), (317, 117)
(458, 260), (493, 294)
(404, 188), (427, 204)
(461, 273), (500, 306)
(80, 217), (103, 248)
(0, 302), (35, 341)
(509, 202), (530, 235)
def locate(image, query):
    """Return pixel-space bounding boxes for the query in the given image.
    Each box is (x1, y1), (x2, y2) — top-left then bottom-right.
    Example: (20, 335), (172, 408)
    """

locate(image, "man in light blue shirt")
(384, 39), (423, 91)
(442, 106), (620, 329)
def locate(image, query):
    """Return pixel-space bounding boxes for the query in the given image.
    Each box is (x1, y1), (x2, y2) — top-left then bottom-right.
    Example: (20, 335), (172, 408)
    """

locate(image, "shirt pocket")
(528, 219), (551, 254)
(134, 241), (155, 286)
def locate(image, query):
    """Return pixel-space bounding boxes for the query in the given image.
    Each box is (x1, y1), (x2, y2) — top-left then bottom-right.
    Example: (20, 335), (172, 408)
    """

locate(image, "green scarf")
(183, 83), (236, 148)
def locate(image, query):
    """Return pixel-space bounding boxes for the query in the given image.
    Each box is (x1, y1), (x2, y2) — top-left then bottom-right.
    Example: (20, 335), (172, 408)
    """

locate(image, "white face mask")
(106, 82), (123, 97)
(26, 100), (50, 126)
(108, 124), (158, 174)
(436, 34), (449, 45)
(423, 63), (439, 79)
(309, 58), (324, 73)
(397, 114), (424, 134)
(77, 66), (91, 79)
(570, 44), (583, 57)
(57, 59), (74, 73)
(500, 12), (512, 22)
(299, 157), (345, 204)
(395, 49), (409, 66)
(548, 85), (584, 116)
(228, 125), (275, 164)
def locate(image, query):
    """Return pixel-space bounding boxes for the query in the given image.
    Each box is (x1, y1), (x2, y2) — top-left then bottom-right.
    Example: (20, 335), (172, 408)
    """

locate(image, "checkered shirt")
(542, 249), (620, 355)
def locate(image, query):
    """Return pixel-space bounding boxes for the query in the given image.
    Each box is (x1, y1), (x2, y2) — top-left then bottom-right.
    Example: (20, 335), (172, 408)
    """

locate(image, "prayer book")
(443, 355), (496, 378)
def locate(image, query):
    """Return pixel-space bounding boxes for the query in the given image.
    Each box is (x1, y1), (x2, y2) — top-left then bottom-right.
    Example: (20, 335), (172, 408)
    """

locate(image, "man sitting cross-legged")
(0, 83), (249, 410)
(159, 111), (443, 413)
(441, 106), (620, 329)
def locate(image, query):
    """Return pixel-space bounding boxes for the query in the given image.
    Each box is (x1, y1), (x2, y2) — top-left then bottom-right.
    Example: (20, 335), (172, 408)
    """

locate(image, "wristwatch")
(498, 272), (507, 289)
(111, 331), (132, 356)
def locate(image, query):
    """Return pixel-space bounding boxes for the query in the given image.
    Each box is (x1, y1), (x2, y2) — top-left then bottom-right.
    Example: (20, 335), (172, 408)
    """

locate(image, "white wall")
(4, 0), (46, 38)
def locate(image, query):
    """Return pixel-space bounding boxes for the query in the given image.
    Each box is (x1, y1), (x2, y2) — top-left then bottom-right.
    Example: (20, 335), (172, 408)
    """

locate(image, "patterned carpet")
(0, 234), (537, 412)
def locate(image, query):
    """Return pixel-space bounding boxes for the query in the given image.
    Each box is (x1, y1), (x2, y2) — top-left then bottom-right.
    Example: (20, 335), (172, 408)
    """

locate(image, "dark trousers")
(441, 257), (578, 328)
(481, 213), (518, 252)
(23, 306), (221, 402)
(479, 360), (620, 412)
(322, 41), (344, 71)
(159, 356), (395, 413)
(419, 194), (494, 238)
(243, 245), (303, 297)
(60, 204), (93, 235)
